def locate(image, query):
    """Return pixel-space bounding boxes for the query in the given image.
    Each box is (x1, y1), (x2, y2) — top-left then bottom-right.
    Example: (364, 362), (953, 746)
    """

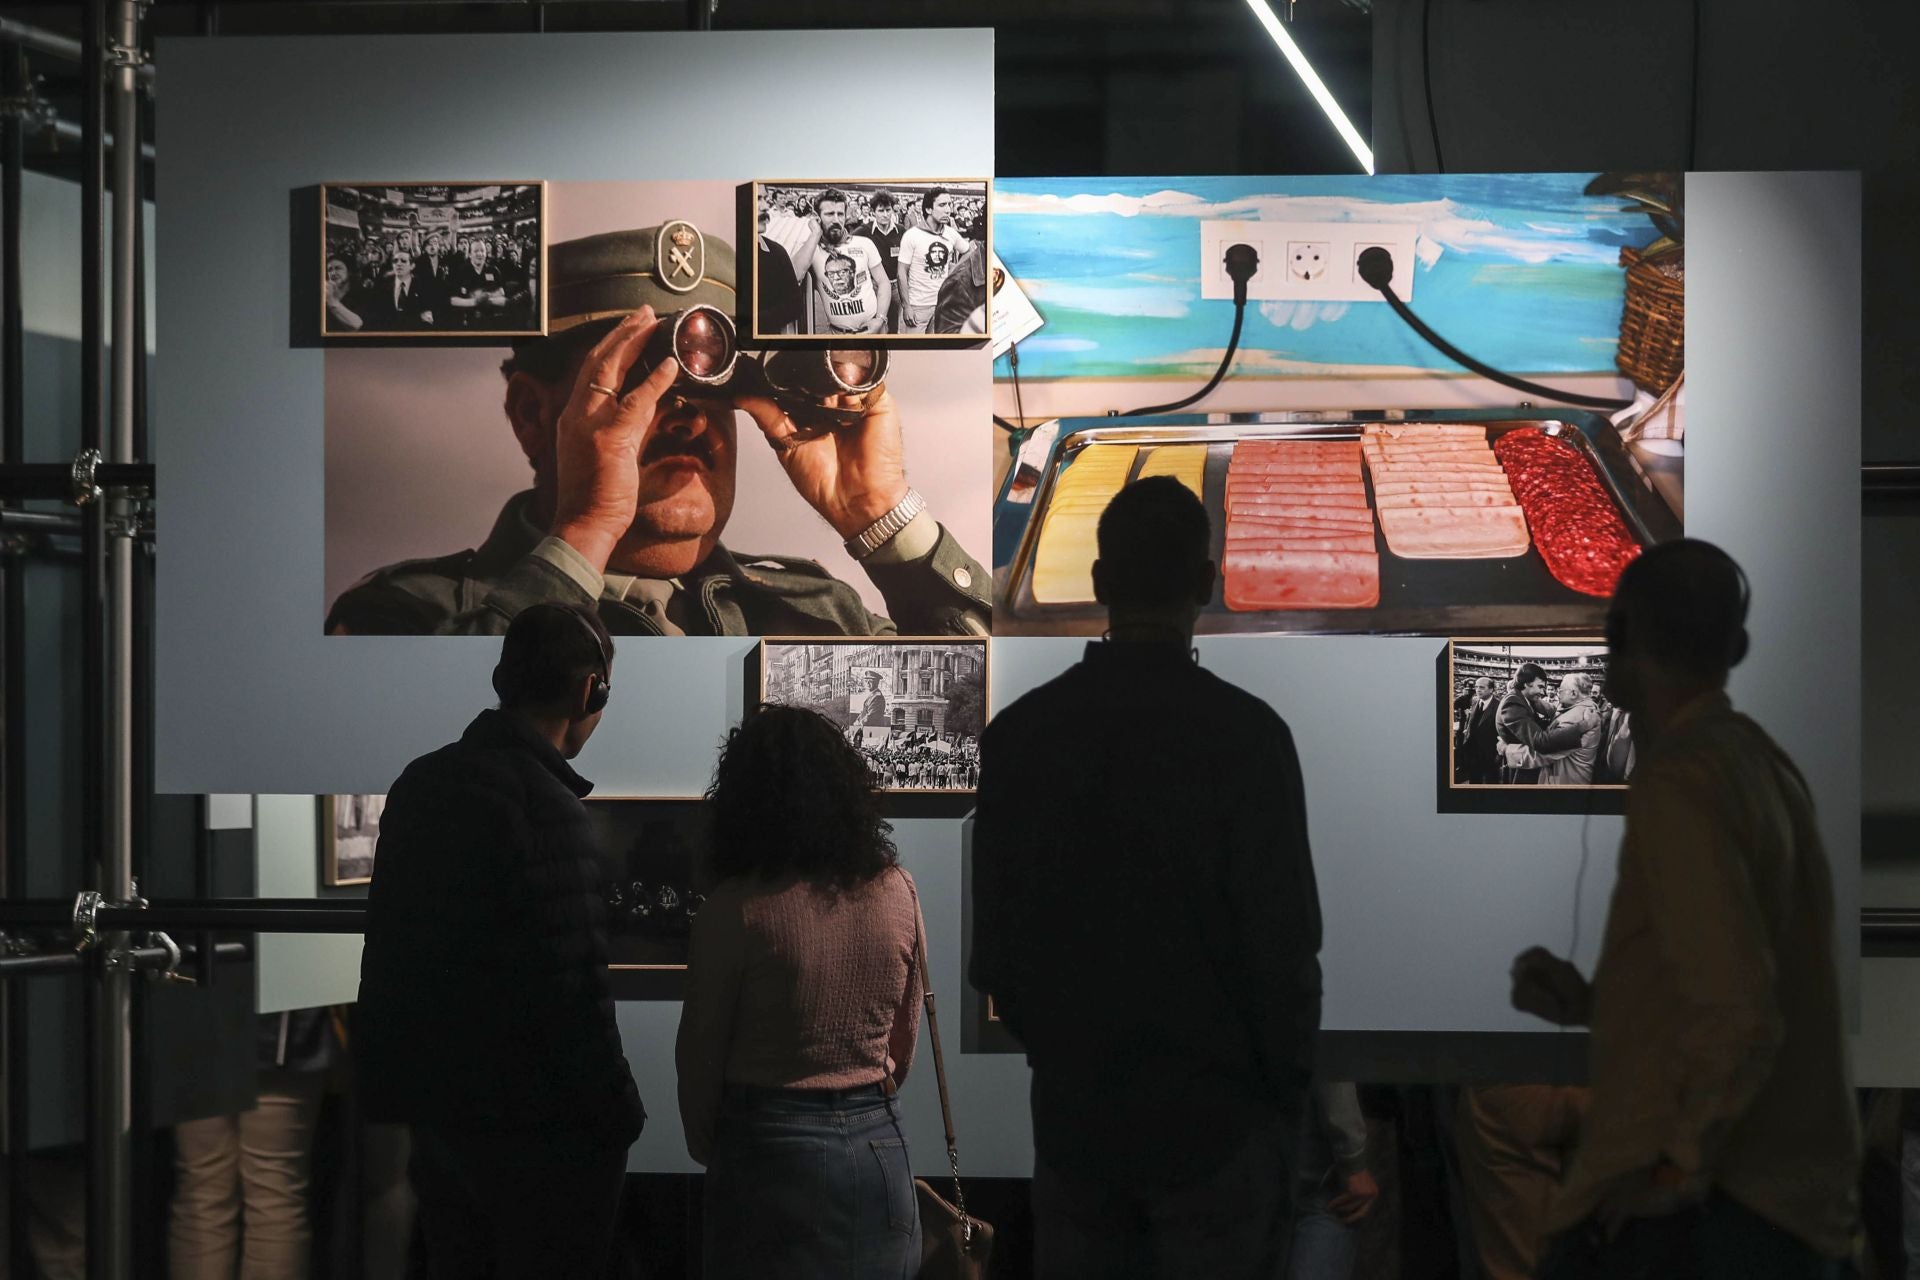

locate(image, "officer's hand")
(1509, 946), (1592, 1027)
(735, 386), (908, 543)
(550, 308), (679, 571)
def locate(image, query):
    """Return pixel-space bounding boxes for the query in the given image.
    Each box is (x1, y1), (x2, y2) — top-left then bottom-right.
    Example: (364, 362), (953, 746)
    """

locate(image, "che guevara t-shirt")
(898, 225), (964, 308)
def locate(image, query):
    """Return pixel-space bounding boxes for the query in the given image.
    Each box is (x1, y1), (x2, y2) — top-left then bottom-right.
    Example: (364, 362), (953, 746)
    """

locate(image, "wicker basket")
(1615, 245), (1684, 395)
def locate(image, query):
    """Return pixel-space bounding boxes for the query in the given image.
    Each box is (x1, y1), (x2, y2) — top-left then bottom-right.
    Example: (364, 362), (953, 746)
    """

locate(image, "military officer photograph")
(324, 180), (991, 638)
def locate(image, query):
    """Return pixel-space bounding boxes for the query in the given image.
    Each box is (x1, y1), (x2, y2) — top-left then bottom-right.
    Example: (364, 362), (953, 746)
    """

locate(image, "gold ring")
(588, 382), (620, 398)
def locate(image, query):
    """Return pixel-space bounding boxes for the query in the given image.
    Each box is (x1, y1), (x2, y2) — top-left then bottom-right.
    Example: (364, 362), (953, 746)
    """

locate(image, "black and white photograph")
(586, 798), (710, 999)
(321, 181), (545, 337)
(752, 179), (990, 340)
(322, 793), (384, 886)
(759, 638), (987, 793)
(1447, 640), (1634, 791)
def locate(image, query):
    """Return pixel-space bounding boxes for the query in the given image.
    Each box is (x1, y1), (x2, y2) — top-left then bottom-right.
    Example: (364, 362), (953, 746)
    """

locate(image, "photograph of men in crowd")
(325, 181), (990, 638)
(760, 639), (986, 793)
(322, 182), (543, 337)
(1447, 641), (1634, 789)
(752, 179), (989, 339)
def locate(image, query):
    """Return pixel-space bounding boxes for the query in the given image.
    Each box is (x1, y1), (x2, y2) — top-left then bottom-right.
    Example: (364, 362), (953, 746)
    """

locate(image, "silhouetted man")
(971, 475), (1322, 1279)
(1510, 540), (1859, 1279)
(356, 603), (643, 1278)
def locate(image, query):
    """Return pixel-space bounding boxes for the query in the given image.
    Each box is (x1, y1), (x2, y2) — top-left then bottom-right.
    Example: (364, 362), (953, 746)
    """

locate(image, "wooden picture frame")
(749, 178), (991, 343)
(757, 637), (989, 795)
(320, 181), (547, 339)
(321, 793), (383, 886)
(1444, 637), (1632, 796)
(589, 797), (710, 1000)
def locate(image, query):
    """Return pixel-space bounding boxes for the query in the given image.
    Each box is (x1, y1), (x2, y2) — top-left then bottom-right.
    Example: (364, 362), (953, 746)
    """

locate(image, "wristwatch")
(844, 488), (927, 560)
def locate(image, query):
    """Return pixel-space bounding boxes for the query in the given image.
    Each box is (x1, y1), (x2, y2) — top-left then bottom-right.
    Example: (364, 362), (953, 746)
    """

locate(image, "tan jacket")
(1548, 692), (1859, 1257)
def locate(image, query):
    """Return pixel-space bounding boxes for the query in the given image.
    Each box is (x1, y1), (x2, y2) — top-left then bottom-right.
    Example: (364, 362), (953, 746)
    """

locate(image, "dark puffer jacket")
(355, 709), (644, 1147)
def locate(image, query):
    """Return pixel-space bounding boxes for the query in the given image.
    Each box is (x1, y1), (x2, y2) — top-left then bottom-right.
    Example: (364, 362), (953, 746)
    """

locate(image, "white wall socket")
(1199, 220), (1419, 304)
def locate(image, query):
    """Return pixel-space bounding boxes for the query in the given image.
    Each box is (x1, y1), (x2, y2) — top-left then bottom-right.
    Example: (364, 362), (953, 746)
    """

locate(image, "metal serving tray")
(993, 409), (1682, 637)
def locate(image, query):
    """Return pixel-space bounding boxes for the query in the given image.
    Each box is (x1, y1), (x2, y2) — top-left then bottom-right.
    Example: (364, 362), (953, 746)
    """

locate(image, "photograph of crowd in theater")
(752, 179), (990, 339)
(321, 181), (544, 337)
(759, 638), (986, 793)
(1447, 640), (1634, 790)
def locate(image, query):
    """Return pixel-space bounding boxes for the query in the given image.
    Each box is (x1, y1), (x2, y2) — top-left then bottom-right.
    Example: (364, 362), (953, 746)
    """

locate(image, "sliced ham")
(1223, 549), (1381, 610)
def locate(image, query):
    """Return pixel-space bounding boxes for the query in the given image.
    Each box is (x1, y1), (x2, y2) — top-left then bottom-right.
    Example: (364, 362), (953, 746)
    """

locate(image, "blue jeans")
(1286, 1200), (1358, 1280)
(702, 1083), (921, 1280)
(1033, 1114), (1291, 1280)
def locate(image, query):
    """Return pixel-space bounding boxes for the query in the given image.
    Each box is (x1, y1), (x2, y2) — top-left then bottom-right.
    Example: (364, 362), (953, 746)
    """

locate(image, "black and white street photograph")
(759, 638), (987, 793)
(1447, 640), (1634, 791)
(322, 793), (384, 885)
(586, 798), (710, 999)
(321, 181), (545, 337)
(751, 179), (990, 340)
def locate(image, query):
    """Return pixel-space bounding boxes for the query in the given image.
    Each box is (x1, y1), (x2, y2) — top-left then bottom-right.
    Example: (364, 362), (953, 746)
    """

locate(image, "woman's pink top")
(675, 866), (924, 1164)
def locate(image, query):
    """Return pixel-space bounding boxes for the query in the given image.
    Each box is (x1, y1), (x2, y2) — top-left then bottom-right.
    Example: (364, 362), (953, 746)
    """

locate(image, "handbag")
(912, 902), (995, 1279)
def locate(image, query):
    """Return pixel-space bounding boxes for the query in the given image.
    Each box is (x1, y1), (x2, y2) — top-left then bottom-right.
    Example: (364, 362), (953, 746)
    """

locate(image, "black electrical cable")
(1120, 302), (1246, 417)
(992, 415), (1018, 432)
(1121, 243), (1260, 418)
(1008, 341), (1030, 430)
(1356, 248), (1634, 412)
(1423, 0), (1446, 173)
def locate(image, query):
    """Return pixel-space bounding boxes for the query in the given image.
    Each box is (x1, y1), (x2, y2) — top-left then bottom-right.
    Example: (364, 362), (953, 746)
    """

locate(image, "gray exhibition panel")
(154, 35), (1862, 1173)
(154, 30), (994, 796)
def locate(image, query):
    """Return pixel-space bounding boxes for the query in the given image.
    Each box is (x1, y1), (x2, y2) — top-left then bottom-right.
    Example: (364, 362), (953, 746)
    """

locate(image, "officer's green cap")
(546, 221), (736, 332)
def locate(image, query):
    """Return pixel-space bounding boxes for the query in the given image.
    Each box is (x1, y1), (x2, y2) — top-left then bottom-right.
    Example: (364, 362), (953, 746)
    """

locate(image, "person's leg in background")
(169, 1112), (243, 1280)
(1454, 1084), (1589, 1280)
(234, 1067), (325, 1279)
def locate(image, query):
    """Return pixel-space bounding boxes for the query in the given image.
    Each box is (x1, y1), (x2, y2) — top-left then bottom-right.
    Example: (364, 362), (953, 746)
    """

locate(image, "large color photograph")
(990, 173), (1685, 637)
(323, 181), (991, 637)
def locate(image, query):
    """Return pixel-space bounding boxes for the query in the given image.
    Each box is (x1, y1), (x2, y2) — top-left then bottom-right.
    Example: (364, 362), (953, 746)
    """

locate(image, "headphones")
(564, 607), (612, 716)
(1607, 540), (1751, 670)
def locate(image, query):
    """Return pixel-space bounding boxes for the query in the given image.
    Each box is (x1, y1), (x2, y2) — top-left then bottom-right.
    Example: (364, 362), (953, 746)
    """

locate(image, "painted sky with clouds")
(992, 174), (1662, 381)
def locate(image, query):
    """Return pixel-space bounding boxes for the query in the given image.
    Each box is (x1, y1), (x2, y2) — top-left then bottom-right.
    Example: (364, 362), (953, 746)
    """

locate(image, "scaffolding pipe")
(0, 941), (250, 982)
(0, 16), (152, 86)
(0, 898), (368, 934)
(0, 460), (154, 500)
(1, 36), (29, 1278)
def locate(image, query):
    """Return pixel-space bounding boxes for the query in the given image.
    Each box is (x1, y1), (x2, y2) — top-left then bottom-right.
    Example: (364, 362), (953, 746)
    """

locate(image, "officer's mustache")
(640, 407), (717, 469)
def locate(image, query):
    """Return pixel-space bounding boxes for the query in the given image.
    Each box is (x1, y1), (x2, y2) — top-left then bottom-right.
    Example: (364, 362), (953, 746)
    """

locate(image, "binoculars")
(620, 305), (889, 430)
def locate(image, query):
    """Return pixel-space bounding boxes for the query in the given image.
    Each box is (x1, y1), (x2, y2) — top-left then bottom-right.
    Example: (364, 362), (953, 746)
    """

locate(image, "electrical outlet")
(1287, 241), (1331, 283)
(1200, 220), (1418, 304)
(1352, 242), (1400, 288)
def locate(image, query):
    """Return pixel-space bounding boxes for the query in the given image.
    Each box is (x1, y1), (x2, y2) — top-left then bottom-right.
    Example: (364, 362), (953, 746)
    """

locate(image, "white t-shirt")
(898, 224), (964, 308)
(810, 236), (885, 332)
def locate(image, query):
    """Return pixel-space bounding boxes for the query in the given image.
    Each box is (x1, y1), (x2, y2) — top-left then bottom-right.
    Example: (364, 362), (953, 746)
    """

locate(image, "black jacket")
(970, 642), (1322, 1190)
(354, 709), (644, 1146)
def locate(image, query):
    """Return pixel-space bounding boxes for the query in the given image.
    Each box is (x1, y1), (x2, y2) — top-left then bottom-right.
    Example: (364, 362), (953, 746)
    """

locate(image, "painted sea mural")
(991, 174), (1663, 382)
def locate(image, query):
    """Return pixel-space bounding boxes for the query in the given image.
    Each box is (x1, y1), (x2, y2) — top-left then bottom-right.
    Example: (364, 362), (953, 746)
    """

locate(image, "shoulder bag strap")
(910, 879), (974, 1245)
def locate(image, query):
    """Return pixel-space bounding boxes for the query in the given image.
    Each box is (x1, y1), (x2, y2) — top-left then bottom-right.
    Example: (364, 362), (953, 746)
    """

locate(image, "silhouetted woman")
(676, 705), (924, 1279)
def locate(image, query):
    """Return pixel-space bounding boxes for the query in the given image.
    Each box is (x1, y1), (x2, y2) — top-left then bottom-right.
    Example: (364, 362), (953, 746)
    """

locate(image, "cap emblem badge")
(657, 220), (705, 294)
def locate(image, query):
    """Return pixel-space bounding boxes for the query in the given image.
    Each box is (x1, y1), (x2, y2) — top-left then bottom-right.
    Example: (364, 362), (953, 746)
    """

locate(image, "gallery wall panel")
(156, 30), (994, 795)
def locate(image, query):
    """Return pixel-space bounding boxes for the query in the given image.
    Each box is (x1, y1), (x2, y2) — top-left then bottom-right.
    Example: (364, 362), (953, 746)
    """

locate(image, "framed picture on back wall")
(320, 181), (546, 338)
(758, 637), (987, 794)
(750, 178), (991, 341)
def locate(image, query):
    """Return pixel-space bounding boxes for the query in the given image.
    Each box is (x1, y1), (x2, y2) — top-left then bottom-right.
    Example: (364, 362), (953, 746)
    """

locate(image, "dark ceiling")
(0, 0), (1375, 189)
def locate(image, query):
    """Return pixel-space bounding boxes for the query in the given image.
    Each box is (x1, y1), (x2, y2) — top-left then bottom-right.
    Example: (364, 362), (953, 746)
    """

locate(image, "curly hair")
(706, 704), (897, 890)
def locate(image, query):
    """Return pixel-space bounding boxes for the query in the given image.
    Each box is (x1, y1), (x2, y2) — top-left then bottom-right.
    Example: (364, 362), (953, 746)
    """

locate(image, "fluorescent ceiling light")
(1243, 0), (1376, 174)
